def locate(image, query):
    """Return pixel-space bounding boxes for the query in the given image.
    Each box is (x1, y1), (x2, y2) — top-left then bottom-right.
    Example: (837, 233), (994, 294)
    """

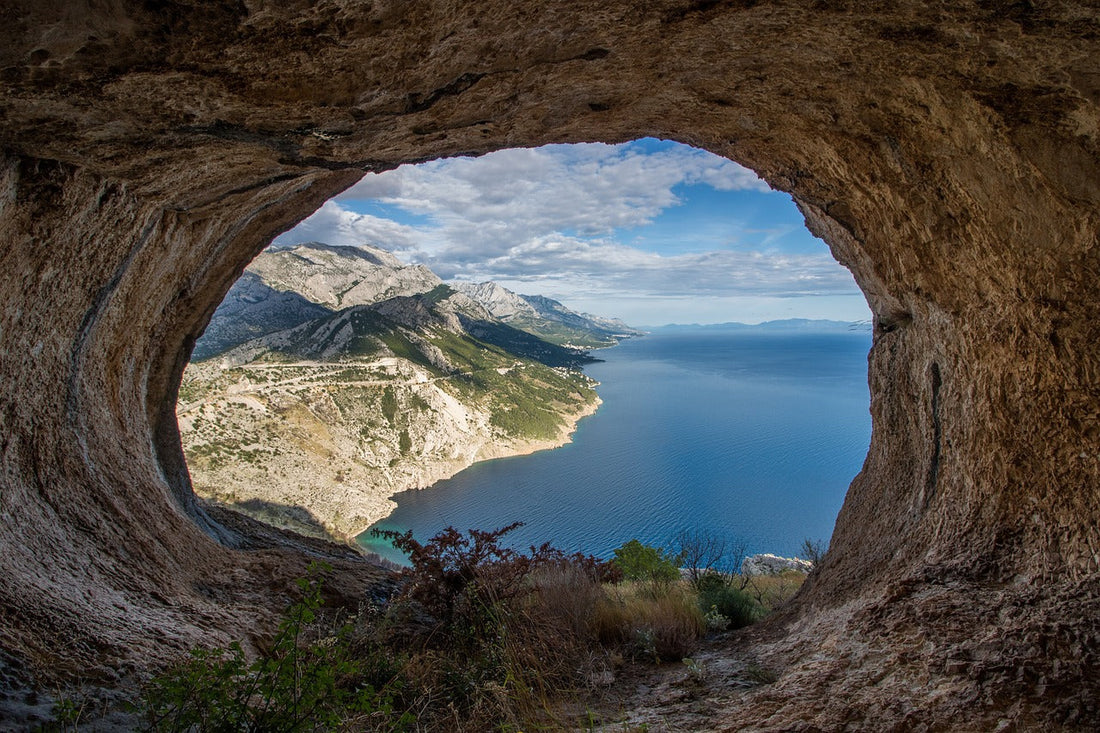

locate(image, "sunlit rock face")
(1, 1), (1099, 727)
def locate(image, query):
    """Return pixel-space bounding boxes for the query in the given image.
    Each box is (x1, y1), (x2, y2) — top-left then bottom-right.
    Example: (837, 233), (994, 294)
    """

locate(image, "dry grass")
(138, 555), (802, 731)
(740, 570), (807, 612)
(501, 566), (610, 721)
(593, 581), (706, 662)
(381, 569), (802, 729)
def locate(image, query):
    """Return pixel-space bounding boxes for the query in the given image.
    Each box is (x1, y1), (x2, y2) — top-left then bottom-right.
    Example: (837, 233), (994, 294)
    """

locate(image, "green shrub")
(489, 401), (562, 440)
(139, 563), (410, 732)
(611, 539), (681, 582)
(380, 387), (398, 425)
(695, 574), (762, 629)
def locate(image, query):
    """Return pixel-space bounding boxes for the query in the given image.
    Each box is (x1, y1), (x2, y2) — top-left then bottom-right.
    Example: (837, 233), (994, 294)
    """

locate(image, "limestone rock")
(1, 1), (1099, 729)
(454, 281), (537, 321)
(456, 280), (644, 346)
(741, 553), (814, 576)
(192, 272), (333, 360)
(249, 242), (443, 310)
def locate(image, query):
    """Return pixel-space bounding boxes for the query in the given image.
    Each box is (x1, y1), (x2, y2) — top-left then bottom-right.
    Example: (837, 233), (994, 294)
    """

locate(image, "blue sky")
(274, 139), (869, 326)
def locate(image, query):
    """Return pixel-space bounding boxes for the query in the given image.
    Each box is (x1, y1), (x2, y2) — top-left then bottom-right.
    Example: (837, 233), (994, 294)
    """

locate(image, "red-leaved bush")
(372, 522), (619, 630)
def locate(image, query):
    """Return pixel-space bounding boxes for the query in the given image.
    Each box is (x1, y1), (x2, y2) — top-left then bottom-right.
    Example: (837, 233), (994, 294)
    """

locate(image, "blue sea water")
(358, 326), (872, 564)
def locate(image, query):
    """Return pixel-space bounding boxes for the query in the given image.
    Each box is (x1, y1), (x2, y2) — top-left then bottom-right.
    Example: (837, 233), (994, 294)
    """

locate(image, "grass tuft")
(593, 581), (705, 662)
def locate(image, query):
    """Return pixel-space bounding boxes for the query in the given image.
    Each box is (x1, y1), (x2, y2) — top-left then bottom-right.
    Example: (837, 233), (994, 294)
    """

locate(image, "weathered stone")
(1, 1), (1099, 728)
(742, 553), (814, 576)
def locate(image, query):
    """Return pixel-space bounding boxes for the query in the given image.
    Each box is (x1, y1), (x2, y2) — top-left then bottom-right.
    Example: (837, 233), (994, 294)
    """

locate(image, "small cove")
(358, 325), (872, 564)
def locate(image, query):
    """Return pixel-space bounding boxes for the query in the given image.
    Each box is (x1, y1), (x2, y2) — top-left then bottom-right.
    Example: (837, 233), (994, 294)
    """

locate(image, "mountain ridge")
(181, 242), (627, 540)
(452, 280), (643, 348)
(196, 241), (635, 360)
(244, 241), (443, 312)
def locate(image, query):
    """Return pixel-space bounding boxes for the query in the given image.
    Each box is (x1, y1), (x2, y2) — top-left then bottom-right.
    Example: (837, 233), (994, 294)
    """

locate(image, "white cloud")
(331, 143), (769, 258)
(275, 141), (868, 323)
(272, 201), (423, 256)
(463, 235), (857, 298)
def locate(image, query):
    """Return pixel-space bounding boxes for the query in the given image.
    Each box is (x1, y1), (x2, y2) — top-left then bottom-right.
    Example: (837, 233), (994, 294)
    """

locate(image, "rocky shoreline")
(183, 369), (602, 543)
(345, 395), (602, 540)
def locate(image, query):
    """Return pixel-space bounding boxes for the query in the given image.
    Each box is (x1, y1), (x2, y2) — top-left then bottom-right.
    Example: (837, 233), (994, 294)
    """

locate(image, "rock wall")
(2, 0), (1098, 726)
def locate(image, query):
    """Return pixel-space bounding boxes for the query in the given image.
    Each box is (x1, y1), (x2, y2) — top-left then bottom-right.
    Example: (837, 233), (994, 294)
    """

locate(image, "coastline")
(346, 395), (602, 541)
(189, 391), (604, 544)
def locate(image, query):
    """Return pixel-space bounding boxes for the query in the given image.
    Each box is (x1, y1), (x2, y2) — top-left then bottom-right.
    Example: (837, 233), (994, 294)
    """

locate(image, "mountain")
(453, 281), (644, 348)
(250, 242), (442, 310)
(191, 273), (333, 360)
(214, 285), (595, 371)
(180, 243), (614, 541)
(451, 281), (532, 320)
(195, 243), (620, 363)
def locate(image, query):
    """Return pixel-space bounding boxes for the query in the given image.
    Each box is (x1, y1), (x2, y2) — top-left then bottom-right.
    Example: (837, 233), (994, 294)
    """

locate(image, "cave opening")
(3, 2), (1099, 726)
(178, 139), (873, 570)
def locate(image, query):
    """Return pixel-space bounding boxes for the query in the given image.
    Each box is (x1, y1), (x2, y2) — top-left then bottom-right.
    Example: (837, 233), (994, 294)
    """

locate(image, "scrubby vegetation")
(138, 531), (806, 731)
(178, 306), (600, 539)
(140, 564), (404, 732)
(593, 580), (705, 662)
(695, 572), (762, 629)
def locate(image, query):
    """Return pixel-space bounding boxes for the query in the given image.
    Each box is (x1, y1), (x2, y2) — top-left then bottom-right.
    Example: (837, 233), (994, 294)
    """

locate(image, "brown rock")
(1, 1), (1098, 728)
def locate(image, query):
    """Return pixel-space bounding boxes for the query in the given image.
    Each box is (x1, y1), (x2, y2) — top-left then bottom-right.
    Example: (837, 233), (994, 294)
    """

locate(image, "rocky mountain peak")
(284, 241), (407, 269)
(452, 281), (538, 320)
(195, 244), (632, 362)
(453, 280), (642, 348)
(249, 241), (442, 310)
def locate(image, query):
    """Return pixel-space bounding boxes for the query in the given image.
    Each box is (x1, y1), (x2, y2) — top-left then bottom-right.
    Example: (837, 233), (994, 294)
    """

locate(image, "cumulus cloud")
(272, 201), (423, 256)
(465, 235), (857, 298)
(275, 141), (866, 322)
(336, 143), (768, 257)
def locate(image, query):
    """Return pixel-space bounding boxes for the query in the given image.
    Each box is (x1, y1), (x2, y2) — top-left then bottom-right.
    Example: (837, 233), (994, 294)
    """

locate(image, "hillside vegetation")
(179, 243), (629, 539)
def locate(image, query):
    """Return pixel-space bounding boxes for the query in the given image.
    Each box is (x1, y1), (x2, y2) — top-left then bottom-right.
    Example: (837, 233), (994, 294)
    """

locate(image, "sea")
(357, 324), (872, 564)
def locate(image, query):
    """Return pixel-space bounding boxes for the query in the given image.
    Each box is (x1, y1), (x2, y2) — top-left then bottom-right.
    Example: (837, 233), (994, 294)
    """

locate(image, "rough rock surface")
(248, 242), (442, 311)
(1, 1), (1099, 728)
(181, 349), (599, 540)
(190, 271), (333, 359)
(454, 281), (536, 321)
(742, 553), (814, 576)
(457, 281), (645, 346)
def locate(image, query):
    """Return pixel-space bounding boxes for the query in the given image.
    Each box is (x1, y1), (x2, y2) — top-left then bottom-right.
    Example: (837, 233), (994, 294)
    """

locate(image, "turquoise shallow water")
(358, 326), (872, 564)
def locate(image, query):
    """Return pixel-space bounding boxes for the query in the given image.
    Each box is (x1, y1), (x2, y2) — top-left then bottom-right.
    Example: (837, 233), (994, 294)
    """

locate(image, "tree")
(800, 538), (828, 569)
(612, 539), (680, 582)
(669, 529), (746, 586)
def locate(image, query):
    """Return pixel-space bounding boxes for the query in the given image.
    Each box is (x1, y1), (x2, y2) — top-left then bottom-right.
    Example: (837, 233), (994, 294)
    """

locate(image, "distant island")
(645, 318), (872, 332)
(179, 242), (640, 541)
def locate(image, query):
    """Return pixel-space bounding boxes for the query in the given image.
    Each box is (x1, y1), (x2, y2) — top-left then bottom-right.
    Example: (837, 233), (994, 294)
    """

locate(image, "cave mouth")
(3, 1), (1099, 727)
(180, 138), (873, 566)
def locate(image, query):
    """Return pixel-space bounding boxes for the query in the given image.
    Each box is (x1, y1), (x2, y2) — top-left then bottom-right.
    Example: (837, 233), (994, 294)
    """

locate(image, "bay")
(358, 326), (872, 564)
